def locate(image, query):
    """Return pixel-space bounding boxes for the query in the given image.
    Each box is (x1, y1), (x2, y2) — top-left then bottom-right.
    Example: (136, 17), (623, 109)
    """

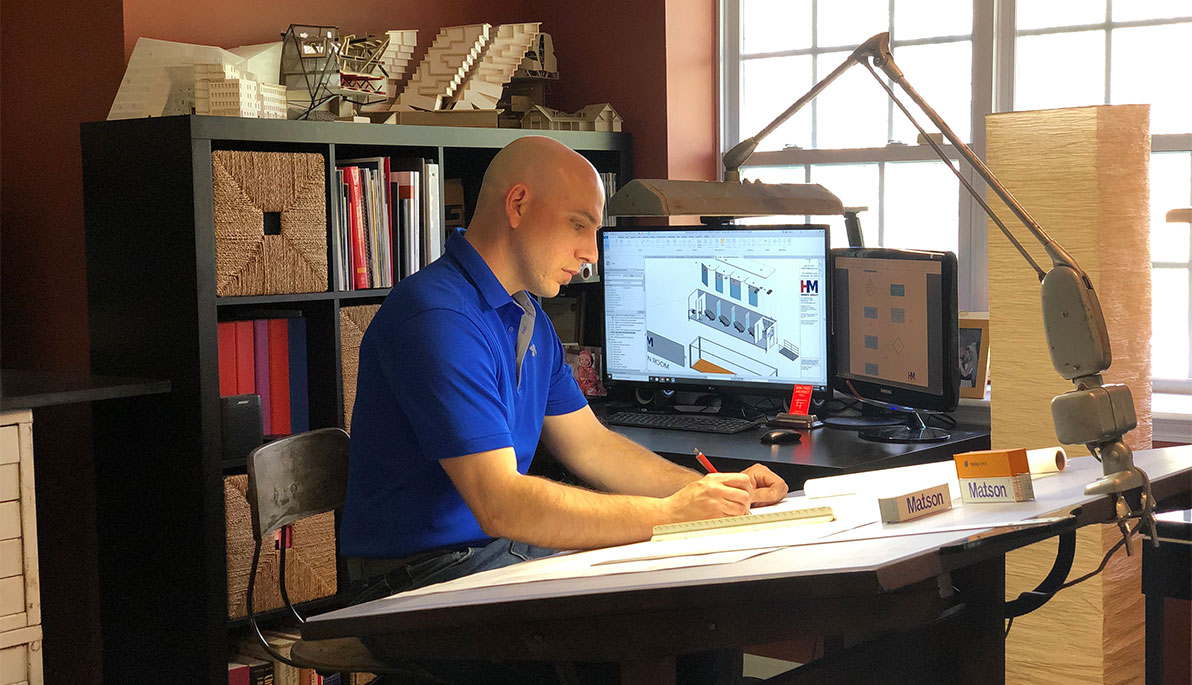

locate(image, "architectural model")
(451, 23), (541, 110)
(519, 104), (623, 132)
(109, 38), (283, 120)
(394, 24), (492, 111)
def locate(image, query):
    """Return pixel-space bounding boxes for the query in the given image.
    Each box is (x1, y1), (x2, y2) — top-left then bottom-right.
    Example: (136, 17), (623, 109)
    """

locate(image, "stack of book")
(333, 156), (444, 290)
(217, 317), (309, 438)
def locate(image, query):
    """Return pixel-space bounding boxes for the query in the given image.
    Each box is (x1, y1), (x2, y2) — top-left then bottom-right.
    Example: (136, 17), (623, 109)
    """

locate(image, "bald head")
(465, 136), (606, 297)
(472, 136), (603, 231)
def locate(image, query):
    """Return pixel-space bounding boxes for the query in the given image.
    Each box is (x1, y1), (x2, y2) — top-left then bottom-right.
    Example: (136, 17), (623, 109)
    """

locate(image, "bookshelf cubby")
(80, 115), (630, 682)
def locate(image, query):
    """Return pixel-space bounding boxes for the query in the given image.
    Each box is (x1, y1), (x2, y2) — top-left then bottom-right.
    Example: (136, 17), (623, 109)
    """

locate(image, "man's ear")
(505, 183), (529, 229)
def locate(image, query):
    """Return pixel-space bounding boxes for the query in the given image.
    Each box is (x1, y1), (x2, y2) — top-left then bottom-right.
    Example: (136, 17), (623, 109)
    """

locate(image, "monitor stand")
(858, 410), (950, 444)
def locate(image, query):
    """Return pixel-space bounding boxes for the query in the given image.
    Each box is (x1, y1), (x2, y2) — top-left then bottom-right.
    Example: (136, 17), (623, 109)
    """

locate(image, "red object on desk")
(790, 384), (813, 415)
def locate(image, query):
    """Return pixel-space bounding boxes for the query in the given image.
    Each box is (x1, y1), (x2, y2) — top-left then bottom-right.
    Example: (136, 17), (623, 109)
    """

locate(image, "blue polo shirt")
(340, 229), (589, 559)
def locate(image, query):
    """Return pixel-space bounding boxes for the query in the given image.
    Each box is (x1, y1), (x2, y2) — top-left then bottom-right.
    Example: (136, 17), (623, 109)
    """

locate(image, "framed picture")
(958, 312), (990, 399)
(564, 345), (607, 397)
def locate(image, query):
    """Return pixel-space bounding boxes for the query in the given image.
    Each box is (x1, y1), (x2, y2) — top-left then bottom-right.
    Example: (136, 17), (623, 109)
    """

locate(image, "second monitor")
(830, 246), (960, 442)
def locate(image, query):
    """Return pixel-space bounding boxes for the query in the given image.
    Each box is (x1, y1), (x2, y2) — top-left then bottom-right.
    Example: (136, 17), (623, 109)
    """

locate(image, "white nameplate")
(959, 474), (1034, 503)
(877, 482), (952, 523)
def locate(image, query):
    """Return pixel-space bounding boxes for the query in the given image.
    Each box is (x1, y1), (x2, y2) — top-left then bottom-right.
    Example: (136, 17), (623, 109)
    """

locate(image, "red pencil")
(694, 449), (718, 474)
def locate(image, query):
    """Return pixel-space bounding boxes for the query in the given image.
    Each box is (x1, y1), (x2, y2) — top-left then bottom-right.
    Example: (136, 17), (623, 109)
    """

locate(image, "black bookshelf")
(80, 115), (630, 682)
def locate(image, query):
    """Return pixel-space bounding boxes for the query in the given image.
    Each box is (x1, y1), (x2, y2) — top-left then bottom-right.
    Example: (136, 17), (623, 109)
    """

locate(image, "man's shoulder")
(380, 260), (484, 324)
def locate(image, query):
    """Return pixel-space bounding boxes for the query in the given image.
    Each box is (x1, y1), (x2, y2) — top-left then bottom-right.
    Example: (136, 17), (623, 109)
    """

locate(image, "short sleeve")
(544, 327), (588, 417)
(366, 308), (514, 460)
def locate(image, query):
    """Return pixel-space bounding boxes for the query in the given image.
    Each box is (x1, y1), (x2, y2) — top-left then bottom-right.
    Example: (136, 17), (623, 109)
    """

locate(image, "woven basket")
(213, 150), (329, 296)
(340, 305), (381, 433)
(224, 474), (337, 619)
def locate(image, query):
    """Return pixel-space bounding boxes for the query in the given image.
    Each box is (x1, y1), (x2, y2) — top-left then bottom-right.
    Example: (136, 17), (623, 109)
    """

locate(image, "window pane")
(892, 0), (972, 40)
(817, 0), (888, 49)
(1151, 152), (1192, 261)
(1015, 31), (1106, 110)
(810, 163), (880, 248)
(883, 161), (960, 254)
(1113, 0), (1192, 22)
(742, 0), (812, 54)
(889, 41), (972, 144)
(1152, 267), (1190, 379)
(740, 166), (810, 226)
(741, 55), (814, 150)
(1110, 23), (1192, 135)
(814, 50), (889, 149)
(1017, 0), (1106, 30)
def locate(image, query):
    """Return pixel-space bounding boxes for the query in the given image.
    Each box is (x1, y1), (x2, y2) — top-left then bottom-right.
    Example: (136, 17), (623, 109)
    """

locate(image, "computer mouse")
(760, 429), (802, 445)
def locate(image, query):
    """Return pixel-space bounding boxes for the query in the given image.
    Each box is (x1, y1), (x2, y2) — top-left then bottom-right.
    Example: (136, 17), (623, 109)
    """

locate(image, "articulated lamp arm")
(728, 32), (1155, 542)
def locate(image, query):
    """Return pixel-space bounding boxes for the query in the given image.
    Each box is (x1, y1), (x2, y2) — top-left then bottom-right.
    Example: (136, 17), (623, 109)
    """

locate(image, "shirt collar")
(446, 228), (518, 311)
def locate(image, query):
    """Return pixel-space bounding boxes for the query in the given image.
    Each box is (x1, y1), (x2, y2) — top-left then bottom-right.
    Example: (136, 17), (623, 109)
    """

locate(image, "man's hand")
(743, 464), (789, 507)
(662, 473), (754, 522)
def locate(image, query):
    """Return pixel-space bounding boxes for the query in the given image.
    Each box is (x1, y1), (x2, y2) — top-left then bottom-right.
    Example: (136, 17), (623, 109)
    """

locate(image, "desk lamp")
(608, 32), (1157, 545)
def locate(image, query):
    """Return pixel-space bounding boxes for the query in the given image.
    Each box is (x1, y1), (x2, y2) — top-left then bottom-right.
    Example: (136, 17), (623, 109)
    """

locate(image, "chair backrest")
(246, 427), (350, 542)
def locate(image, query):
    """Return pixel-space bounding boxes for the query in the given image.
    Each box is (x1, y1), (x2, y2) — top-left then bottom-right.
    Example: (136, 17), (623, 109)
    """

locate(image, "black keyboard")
(604, 411), (761, 434)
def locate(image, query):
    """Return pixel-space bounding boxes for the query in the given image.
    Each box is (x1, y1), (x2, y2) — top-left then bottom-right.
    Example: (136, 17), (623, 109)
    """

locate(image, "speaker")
(221, 394), (264, 462)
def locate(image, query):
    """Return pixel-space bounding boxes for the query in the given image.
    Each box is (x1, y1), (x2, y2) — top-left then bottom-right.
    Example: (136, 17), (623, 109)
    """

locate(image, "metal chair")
(244, 427), (400, 677)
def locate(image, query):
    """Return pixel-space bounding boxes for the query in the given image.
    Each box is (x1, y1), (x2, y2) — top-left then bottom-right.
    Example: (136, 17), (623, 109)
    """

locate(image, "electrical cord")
(1003, 521), (1140, 638)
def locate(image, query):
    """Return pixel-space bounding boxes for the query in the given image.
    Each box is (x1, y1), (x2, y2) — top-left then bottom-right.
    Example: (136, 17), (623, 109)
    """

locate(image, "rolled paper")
(1026, 446), (1068, 474)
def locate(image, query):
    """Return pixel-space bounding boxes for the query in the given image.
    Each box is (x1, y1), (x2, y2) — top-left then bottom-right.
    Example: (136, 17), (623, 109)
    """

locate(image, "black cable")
(1004, 521), (1138, 640)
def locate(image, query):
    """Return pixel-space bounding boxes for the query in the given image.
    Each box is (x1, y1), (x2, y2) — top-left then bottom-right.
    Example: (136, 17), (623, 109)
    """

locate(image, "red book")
(267, 318), (292, 435)
(233, 320), (256, 395)
(217, 322), (236, 396)
(344, 167), (369, 289)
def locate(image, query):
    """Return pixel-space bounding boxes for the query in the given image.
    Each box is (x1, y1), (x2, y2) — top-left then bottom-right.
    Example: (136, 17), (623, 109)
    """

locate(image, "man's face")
(512, 172), (604, 298)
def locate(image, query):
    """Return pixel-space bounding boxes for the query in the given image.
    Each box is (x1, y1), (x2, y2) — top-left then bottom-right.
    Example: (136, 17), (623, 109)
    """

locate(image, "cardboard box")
(953, 448), (1035, 503)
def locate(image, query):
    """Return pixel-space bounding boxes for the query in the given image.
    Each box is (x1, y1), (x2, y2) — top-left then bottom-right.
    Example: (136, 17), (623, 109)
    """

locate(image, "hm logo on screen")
(800, 279), (819, 295)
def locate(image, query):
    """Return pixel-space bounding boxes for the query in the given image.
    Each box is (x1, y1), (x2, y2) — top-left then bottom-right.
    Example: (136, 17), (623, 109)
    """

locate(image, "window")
(722, 0), (1192, 385)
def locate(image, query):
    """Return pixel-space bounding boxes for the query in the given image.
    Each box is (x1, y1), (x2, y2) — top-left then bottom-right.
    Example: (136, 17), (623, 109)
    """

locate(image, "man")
(341, 136), (789, 678)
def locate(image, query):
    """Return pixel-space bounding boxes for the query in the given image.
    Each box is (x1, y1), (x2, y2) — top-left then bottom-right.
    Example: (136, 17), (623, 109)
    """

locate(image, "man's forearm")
(481, 472), (673, 549)
(566, 429), (701, 498)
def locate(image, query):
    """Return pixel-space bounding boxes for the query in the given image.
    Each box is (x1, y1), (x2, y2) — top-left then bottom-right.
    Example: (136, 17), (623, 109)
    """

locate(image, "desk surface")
(304, 447), (1192, 649)
(607, 418), (989, 489)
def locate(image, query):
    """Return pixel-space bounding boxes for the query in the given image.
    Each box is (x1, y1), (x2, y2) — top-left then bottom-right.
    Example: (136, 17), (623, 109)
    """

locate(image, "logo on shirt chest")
(529, 344), (537, 357)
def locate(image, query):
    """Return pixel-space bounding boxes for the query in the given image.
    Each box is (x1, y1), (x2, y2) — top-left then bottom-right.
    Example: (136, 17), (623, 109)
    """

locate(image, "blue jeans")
(351, 538), (741, 684)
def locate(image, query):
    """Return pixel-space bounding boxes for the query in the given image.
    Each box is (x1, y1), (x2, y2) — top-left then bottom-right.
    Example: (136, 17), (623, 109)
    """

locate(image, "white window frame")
(720, 0), (1192, 389)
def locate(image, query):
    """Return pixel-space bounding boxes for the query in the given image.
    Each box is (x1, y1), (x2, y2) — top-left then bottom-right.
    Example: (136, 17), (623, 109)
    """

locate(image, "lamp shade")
(606, 179), (844, 218)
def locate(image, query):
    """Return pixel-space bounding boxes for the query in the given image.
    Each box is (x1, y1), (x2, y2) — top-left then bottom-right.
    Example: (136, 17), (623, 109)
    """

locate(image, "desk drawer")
(0, 428), (16, 466)
(0, 625), (42, 684)
(0, 504), (17, 542)
(0, 541), (19, 579)
(0, 466), (18, 504)
(0, 577), (23, 619)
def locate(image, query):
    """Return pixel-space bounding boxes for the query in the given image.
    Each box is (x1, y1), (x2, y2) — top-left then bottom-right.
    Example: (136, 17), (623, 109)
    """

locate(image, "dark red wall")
(1, 2), (716, 680)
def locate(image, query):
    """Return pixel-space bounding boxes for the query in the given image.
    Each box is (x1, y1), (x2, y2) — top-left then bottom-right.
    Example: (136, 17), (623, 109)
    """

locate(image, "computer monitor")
(601, 225), (830, 408)
(829, 247), (959, 442)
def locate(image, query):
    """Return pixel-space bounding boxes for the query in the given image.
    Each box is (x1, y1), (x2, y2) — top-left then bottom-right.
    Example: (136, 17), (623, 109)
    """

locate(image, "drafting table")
(303, 447), (1192, 684)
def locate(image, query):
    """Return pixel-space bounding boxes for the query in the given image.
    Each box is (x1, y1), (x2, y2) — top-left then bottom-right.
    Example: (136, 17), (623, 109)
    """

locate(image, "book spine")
(288, 317), (310, 433)
(267, 318), (291, 436)
(218, 322), (237, 396)
(347, 167), (368, 289)
(426, 162), (443, 264)
(383, 157), (394, 286)
(234, 320), (256, 395)
(253, 319), (272, 436)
